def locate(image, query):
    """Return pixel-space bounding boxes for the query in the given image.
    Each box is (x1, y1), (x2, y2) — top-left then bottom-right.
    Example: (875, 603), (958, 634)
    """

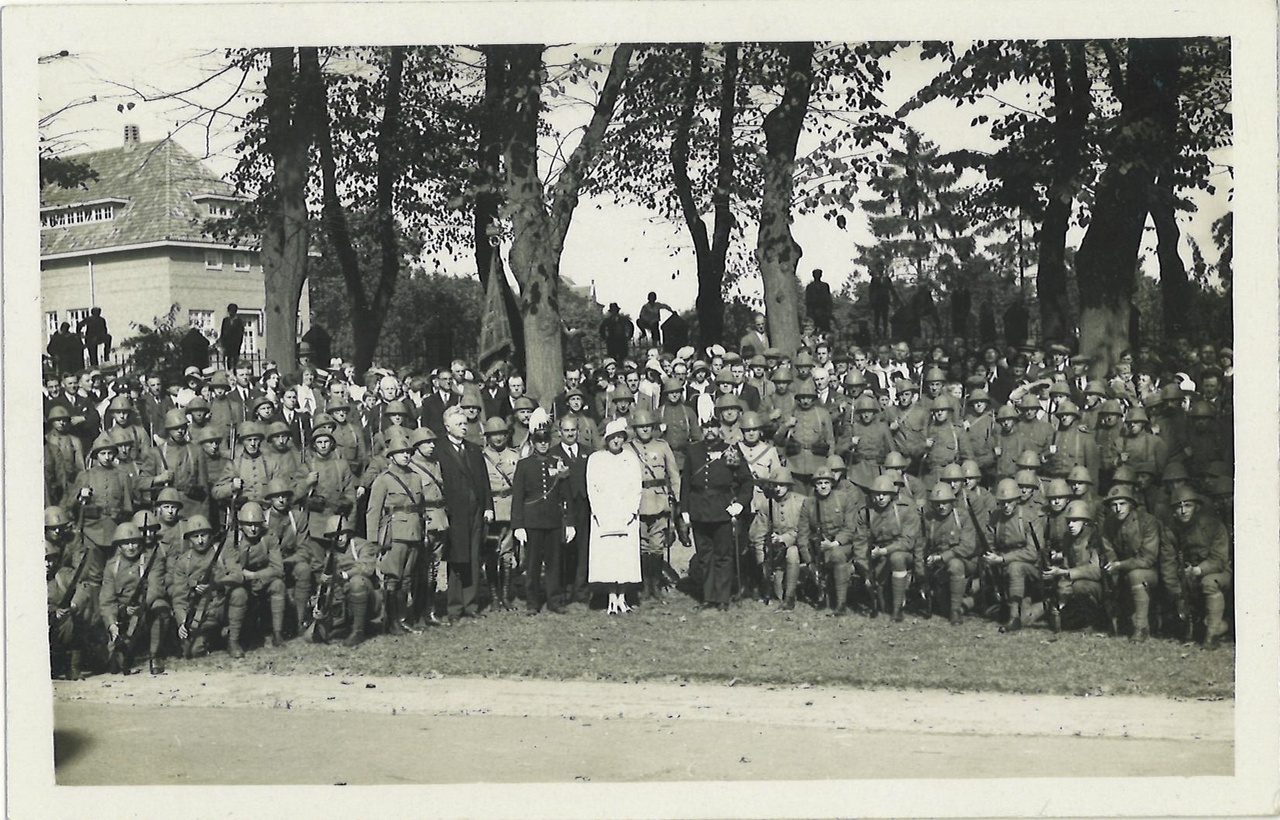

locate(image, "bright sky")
(39, 41), (1231, 319)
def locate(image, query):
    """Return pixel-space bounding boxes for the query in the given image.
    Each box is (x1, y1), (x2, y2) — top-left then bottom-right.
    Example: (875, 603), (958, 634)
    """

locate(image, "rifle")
(808, 491), (828, 608)
(107, 540), (164, 672)
(307, 548), (339, 643)
(967, 495), (1005, 619)
(49, 540), (94, 643)
(182, 495), (236, 637)
(762, 494), (779, 604)
(1096, 534), (1117, 636)
(917, 505), (935, 618)
(1029, 520), (1060, 632)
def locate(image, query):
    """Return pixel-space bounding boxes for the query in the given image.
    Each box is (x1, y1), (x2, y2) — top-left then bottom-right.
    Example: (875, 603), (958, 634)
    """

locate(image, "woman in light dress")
(586, 419), (643, 614)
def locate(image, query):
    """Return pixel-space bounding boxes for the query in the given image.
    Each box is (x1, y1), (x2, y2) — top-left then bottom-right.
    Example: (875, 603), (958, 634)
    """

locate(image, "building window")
(66, 308), (91, 333)
(207, 201), (235, 218)
(189, 309), (215, 338)
(205, 250), (223, 270)
(45, 311), (58, 341)
(238, 309), (264, 355)
(40, 203), (116, 229)
(233, 252), (251, 271)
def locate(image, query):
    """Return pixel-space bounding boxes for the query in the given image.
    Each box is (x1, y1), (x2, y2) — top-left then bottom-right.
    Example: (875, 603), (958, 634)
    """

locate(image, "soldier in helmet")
(841, 394), (894, 492)
(169, 515), (229, 658)
(882, 450), (923, 502)
(798, 466), (860, 615)
(264, 420), (304, 484)
(559, 389), (600, 452)
(213, 421), (272, 506)
(47, 506), (93, 679)
(1036, 500), (1109, 633)
(1066, 465), (1102, 524)
(776, 380), (834, 496)
(365, 429), (428, 633)
(370, 400), (415, 456)
(711, 392), (743, 448)
(862, 473), (921, 621)
(221, 500), (287, 656)
(261, 478), (309, 631)
(921, 395), (972, 487)
(1183, 400), (1231, 479)
(146, 408), (209, 518)
(111, 427), (159, 506)
(737, 410), (784, 518)
(1168, 486), (1231, 649)
(1044, 400), (1099, 484)
(960, 389), (997, 479)
(481, 416), (520, 609)
(1099, 484), (1161, 642)
(626, 409), (681, 603)
(658, 378), (698, 470)
(99, 521), (172, 674)
(989, 404), (1022, 479)
(326, 398), (369, 477)
(982, 477), (1041, 632)
(1014, 393), (1053, 458)
(152, 487), (188, 557)
(294, 420), (357, 628)
(759, 367), (796, 432)
(103, 394), (151, 455)
(407, 426), (448, 626)
(311, 515), (381, 647)
(67, 433), (136, 567)
(45, 404), (84, 507)
(507, 395), (537, 450)
(922, 481), (979, 625)
(887, 378), (927, 467)
(749, 466), (806, 609)
(194, 425), (231, 528)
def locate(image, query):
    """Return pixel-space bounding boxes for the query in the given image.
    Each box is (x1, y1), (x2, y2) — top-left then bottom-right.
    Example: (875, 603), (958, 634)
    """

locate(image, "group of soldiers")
(44, 330), (1234, 678)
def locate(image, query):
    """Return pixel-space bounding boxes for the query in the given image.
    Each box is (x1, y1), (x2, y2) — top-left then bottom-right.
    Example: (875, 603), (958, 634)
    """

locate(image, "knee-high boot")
(343, 588), (368, 647)
(891, 572), (909, 621)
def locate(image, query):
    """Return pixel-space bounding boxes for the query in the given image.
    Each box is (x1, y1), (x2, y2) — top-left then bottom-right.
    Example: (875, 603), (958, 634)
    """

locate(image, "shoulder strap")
(384, 468), (420, 502)
(483, 450), (514, 487)
(630, 442), (664, 484)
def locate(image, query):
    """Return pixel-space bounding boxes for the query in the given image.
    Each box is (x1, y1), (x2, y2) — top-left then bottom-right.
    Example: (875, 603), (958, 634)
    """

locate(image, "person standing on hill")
(219, 304), (246, 370)
(805, 269), (834, 334)
(80, 308), (111, 366)
(636, 292), (672, 348)
(600, 303), (633, 363)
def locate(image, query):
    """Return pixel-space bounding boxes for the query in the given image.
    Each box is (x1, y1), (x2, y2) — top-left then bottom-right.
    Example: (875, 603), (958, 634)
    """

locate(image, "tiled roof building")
(40, 126), (309, 369)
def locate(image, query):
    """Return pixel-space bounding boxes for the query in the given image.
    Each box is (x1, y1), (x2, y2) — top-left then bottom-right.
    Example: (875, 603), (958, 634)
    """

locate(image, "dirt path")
(52, 670), (1231, 785)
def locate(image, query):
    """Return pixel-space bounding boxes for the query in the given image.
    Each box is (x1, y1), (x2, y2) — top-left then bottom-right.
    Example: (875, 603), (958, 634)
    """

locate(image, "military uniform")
(99, 541), (171, 673)
(67, 456), (135, 549)
(408, 451), (449, 623)
(922, 500), (978, 621)
(148, 438), (210, 518)
(841, 416), (895, 491)
(776, 404), (834, 493)
(511, 450), (574, 612)
(366, 457), (428, 632)
(1098, 497), (1161, 639)
(681, 438), (753, 606)
(749, 487), (806, 607)
(864, 490), (922, 619)
(45, 425), (84, 507)
(985, 502), (1041, 627)
(797, 485), (860, 612)
(221, 527), (287, 652)
(213, 448), (272, 505)
(1170, 501), (1232, 646)
(312, 527), (382, 647)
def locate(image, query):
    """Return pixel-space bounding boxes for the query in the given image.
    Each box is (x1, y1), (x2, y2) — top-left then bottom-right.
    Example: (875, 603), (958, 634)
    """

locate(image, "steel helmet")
(769, 465), (794, 485)
(1162, 462), (1190, 483)
(842, 370), (866, 387)
(883, 451), (910, 470)
(825, 455), (846, 471)
(868, 475), (898, 495)
(131, 509), (160, 531)
(266, 420), (291, 439)
(44, 506), (70, 528)
(163, 408), (189, 429)
(384, 428), (414, 455)
(183, 515), (214, 537)
(1066, 465), (1094, 485)
(1054, 400), (1080, 417)
(155, 487), (184, 508)
(928, 482), (956, 503)
(714, 393), (742, 411)
(1126, 407), (1150, 425)
(1171, 485), (1202, 506)
(995, 405), (1019, 421)
(237, 420), (265, 440)
(483, 417), (511, 435)
(739, 411), (764, 430)
(236, 501), (267, 524)
(264, 478), (293, 499)
(939, 463), (965, 482)
(1111, 465), (1138, 485)
(46, 405), (71, 422)
(1105, 485), (1137, 504)
(967, 388), (990, 404)
(1015, 450), (1042, 470)
(960, 459), (982, 480)
(88, 433), (118, 457)
(112, 522), (143, 544)
(630, 409), (658, 428)
(410, 426), (438, 446)
(323, 514), (357, 537)
(1064, 501), (1093, 521)
(924, 367), (947, 384)
(811, 467), (836, 483)
(993, 478), (1021, 502)
(384, 400), (411, 417)
(853, 395), (879, 412)
(1015, 469), (1040, 488)
(1017, 394), (1041, 411)
(107, 394), (133, 413)
(792, 380), (817, 398)
(1045, 478), (1072, 498)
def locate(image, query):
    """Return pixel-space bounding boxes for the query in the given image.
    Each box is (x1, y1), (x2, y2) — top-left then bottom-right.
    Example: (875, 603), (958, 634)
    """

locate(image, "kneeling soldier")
(99, 522), (172, 674)
(749, 466), (806, 610)
(983, 478), (1040, 632)
(1035, 500), (1108, 632)
(798, 466), (859, 615)
(1169, 486), (1232, 649)
(169, 515), (229, 659)
(47, 507), (93, 679)
(223, 500), (286, 656)
(864, 473), (921, 621)
(312, 515), (380, 647)
(1100, 484), (1161, 642)
(922, 482), (979, 625)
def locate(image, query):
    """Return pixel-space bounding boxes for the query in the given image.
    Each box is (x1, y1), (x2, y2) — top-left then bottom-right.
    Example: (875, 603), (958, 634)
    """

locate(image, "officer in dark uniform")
(512, 427), (577, 614)
(680, 418), (753, 610)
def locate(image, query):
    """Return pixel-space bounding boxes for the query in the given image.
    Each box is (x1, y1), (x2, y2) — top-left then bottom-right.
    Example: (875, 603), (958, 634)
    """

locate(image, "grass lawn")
(182, 593), (1234, 700)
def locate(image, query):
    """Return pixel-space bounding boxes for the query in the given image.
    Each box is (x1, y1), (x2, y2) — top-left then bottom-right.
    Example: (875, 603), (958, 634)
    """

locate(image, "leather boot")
(423, 563), (443, 626)
(398, 588), (420, 633)
(384, 585), (405, 635)
(228, 632), (245, 659)
(69, 650), (85, 680)
(150, 614), (169, 672)
(343, 592), (368, 648)
(294, 584), (312, 633)
(1001, 598), (1022, 632)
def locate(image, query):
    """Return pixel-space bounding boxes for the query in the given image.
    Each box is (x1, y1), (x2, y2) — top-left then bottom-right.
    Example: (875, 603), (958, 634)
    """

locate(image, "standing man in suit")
(437, 406), (494, 622)
(552, 415), (592, 605)
(739, 313), (770, 360)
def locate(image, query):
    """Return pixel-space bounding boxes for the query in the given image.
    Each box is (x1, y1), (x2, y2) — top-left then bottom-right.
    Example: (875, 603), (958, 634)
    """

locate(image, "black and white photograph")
(4, 1), (1278, 817)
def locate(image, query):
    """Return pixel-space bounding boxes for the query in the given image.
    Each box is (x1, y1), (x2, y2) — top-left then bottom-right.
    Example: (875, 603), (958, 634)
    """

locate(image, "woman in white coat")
(587, 419), (643, 613)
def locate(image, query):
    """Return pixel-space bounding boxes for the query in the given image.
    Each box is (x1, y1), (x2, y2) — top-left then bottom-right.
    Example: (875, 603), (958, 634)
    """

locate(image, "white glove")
(726, 502), (743, 517)
(564, 526), (576, 542)
(483, 509), (495, 523)
(514, 528), (528, 545)
(177, 623), (190, 640)
(681, 512), (691, 525)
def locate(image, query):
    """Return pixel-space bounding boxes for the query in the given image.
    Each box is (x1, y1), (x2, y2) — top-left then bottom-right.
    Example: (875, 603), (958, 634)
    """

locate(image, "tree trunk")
(1151, 171), (1190, 338)
(259, 47), (315, 371)
(476, 48), (525, 372)
(1036, 41), (1090, 345)
(755, 43), (813, 357)
(498, 43), (633, 404)
(1076, 39), (1181, 378)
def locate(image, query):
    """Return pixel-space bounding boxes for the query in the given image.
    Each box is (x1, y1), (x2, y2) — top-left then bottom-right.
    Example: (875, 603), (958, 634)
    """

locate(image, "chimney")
(123, 124), (140, 149)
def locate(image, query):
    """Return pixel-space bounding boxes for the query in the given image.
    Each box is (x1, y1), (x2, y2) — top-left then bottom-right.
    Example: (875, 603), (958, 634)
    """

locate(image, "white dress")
(586, 447), (643, 583)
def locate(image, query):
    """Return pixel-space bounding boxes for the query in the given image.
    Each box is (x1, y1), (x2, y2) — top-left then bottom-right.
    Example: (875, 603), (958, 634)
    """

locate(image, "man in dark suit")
(420, 369), (458, 437)
(680, 419), (753, 609)
(551, 415), (591, 604)
(437, 405), (494, 621)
